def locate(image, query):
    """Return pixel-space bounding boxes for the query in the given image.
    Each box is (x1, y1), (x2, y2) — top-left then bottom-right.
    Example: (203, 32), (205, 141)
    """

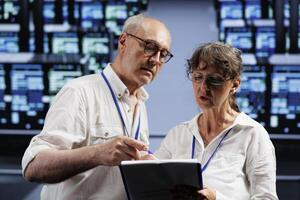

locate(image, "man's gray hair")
(122, 13), (148, 34)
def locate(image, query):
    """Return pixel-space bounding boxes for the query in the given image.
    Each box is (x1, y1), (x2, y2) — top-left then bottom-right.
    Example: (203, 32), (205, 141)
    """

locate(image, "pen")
(148, 150), (153, 154)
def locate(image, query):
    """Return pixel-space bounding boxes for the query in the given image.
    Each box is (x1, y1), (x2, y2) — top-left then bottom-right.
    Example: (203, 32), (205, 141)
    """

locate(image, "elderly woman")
(154, 42), (278, 200)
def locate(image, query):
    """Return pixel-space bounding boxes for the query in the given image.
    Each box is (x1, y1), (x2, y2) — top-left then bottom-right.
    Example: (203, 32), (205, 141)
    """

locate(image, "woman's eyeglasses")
(126, 32), (173, 63)
(187, 60), (232, 86)
(189, 73), (230, 86)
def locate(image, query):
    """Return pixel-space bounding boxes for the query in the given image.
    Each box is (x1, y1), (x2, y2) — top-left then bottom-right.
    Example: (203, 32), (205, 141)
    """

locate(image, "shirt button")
(104, 132), (109, 137)
(128, 109), (131, 112)
(118, 94), (121, 98)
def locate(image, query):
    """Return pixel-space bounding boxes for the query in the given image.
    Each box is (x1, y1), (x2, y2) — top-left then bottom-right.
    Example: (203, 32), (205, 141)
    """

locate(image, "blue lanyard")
(101, 71), (141, 139)
(191, 128), (232, 172)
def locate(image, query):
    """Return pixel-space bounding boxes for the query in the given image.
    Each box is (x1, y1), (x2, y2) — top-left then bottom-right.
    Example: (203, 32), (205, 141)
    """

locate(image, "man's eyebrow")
(144, 39), (159, 45)
(144, 39), (164, 46)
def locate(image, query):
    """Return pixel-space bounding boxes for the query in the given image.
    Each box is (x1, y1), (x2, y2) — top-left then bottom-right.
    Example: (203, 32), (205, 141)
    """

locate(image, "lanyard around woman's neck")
(191, 127), (232, 172)
(101, 71), (141, 140)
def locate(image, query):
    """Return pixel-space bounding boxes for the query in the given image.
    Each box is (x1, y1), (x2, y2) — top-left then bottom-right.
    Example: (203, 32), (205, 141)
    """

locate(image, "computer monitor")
(43, 0), (55, 24)
(105, 2), (127, 21)
(7, 63), (46, 130)
(0, 60), (85, 132)
(80, 1), (103, 29)
(237, 65), (267, 126)
(245, 0), (261, 20)
(105, 2), (127, 37)
(0, 0), (20, 23)
(0, 64), (7, 125)
(284, 0), (290, 19)
(52, 32), (79, 54)
(225, 27), (253, 53)
(219, 0), (243, 19)
(43, 0), (69, 24)
(48, 64), (83, 99)
(86, 55), (110, 74)
(126, 1), (141, 16)
(298, 31), (300, 49)
(255, 26), (275, 57)
(82, 32), (109, 55)
(81, 32), (110, 73)
(270, 65), (300, 134)
(0, 32), (19, 53)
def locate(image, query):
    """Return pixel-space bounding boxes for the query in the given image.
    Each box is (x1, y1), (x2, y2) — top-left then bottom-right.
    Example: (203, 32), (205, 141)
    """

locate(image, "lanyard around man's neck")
(101, 71), (141, 139)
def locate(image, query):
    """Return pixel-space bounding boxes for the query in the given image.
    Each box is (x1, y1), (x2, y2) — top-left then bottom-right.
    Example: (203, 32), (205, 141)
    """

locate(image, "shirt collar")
(102, 64), (149, 102)
(187, 112), (255, 136)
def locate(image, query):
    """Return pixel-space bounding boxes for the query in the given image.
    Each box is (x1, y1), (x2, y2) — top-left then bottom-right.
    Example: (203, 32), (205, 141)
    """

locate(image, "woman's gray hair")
(187, 42), (243, 112)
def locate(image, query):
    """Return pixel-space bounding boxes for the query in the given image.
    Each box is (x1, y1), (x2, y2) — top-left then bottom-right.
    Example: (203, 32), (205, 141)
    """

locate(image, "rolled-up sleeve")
(22, 85), (87, 175)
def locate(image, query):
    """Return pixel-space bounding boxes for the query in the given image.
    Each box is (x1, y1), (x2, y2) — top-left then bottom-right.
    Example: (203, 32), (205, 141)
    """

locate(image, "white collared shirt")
(155, 112), (278, 200)
(22, 64), (150, 200)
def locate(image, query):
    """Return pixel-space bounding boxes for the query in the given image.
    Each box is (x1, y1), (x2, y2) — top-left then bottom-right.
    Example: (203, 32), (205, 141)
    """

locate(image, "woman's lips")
(200, 96), (209, 101)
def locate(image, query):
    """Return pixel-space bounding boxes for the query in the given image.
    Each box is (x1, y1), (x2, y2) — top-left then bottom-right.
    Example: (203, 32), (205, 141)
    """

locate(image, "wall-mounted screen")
(219, 0), (243, 19)
(105, 2), (127, 39)
(270, 65), (300, 134)
(225, 27), (253, 53)
(105, 3), (127, 21)
(43, 1), (55, 24)
(0, 0), (20, 23)
(81, 1), (103, 29)
(245, 0), (261, 19)
(284, 0), (290, 19)
(0, 64), (7, 125)
(48, 64), (83, 98)
(237, 65), (267, 126)
(0, 32), (18, 53)
(255, 27), (275, 57)
(82, 32), (109, 55)
(8, 64), (46, 130)
(43, 0), (69, 24)
(52, 32), (79, 54)
(81, 32), (110, 74)
(0, 61), (84, 132)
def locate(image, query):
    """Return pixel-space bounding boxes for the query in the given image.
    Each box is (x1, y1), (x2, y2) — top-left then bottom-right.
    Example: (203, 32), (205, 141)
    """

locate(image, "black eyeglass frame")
(126, 32), (173, 63)
(186, 60), (232, 86)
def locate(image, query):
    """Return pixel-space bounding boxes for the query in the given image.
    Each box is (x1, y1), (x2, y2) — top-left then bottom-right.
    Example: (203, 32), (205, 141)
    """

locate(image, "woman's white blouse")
(155, 112), (278, 200)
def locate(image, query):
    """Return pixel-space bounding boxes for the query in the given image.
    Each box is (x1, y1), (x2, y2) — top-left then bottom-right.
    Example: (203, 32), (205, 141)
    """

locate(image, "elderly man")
(22, 14), (173, 200)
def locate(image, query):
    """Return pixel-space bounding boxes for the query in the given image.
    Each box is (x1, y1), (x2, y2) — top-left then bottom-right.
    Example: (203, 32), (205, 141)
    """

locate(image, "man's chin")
(139, 77), (152, 86)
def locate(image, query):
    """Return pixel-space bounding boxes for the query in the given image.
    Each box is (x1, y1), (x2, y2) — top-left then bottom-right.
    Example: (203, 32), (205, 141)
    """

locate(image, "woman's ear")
(231, 78), (241, 94)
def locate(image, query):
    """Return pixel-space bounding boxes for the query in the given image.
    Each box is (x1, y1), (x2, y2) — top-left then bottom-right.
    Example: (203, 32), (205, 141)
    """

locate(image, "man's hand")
(95, 136), (148, 166)
(140, 152), (157, 160)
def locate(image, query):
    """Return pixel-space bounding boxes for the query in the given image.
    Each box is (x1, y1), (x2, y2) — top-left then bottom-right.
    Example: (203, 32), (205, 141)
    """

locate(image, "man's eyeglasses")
(126, 32), (173, 63)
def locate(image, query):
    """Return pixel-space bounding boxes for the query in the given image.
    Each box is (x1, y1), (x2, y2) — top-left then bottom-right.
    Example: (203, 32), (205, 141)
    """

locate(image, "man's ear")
(118, 33), (126, 51)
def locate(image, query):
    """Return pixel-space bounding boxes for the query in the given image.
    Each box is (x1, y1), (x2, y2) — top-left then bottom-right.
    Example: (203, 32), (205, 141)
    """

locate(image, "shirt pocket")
(207, 152), (245, 183)
(89, 125), (124, 145)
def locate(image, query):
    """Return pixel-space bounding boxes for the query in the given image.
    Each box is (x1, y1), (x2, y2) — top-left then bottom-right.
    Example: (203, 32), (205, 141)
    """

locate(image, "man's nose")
(149, 51), (161, 64)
